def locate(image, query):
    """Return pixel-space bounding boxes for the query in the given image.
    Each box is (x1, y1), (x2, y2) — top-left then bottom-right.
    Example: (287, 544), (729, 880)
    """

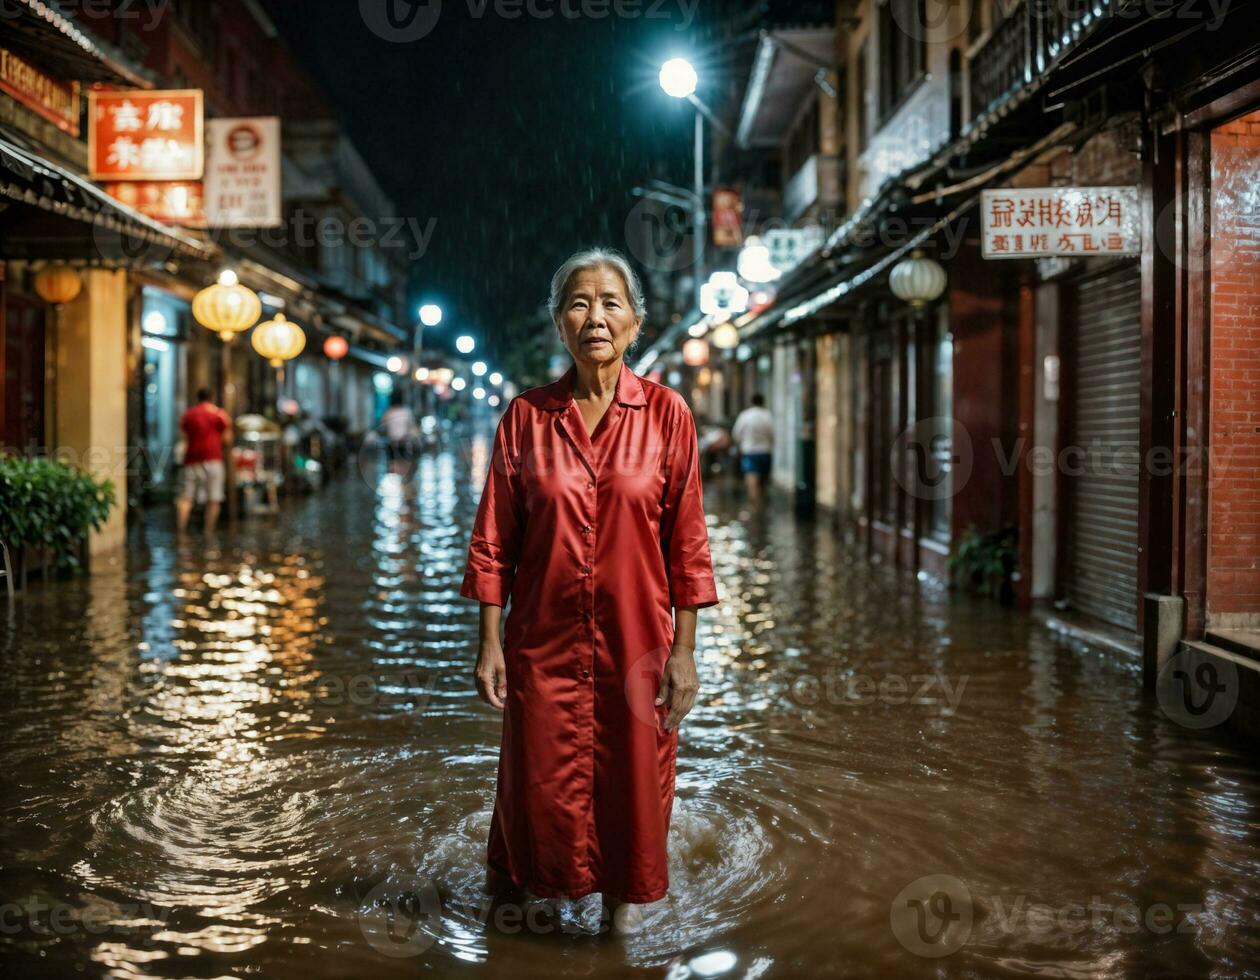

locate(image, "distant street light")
(419, 303), (443, 327)
(451, 376), (467, 391)
(473, 387), (486, 400)
(386, 355), (405, 374)
(659, 57), (698, 99)
(489, 371), (503, 385)
(472, 360), (488, 377)
(456, 335), (476, 354)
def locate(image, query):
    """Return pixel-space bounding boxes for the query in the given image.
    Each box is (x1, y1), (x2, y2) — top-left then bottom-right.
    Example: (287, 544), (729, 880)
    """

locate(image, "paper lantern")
(33, 265), (83, 306)
(194, 270), (262, 341)
(889, 250), (947, 308)
(682, 337), (709, 367)
(711, 322), (739, 350)
(251, 312), (306, 367)
(323, 335), (349, 360)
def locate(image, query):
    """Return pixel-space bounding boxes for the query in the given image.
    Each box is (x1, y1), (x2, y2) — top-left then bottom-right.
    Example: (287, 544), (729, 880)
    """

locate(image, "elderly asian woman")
(459, 247), (719, 935)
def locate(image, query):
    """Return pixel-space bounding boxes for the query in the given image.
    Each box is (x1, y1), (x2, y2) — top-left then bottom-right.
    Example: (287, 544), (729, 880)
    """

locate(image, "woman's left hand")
(655, 647), (699, 733)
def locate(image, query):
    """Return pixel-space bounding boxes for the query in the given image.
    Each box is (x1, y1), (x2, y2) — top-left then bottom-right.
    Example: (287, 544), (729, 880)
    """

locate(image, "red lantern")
(682, 337), (710, 366)
(323, 335), (349, 360)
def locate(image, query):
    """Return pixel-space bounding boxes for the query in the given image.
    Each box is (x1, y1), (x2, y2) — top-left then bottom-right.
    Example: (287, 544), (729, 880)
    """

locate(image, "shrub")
(947, 525), (1017, 602)
(0, 456), (116, 572)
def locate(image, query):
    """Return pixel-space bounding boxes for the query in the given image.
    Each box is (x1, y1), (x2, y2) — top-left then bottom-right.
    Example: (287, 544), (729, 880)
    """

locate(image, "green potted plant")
(0, 456), (116, 583)
(948, 525), (1018, 604)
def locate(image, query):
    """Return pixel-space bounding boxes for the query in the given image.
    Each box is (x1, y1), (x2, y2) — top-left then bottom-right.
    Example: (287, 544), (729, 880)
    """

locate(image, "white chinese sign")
(204, 117), (282, 228)
(763, 226), (824, 275)
(981, 186), (1140, 259)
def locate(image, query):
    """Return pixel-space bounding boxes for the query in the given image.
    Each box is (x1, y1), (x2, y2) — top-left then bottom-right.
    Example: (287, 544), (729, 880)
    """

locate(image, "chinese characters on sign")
(980, 186), (1140, 259)
(88, 89), (204, 181)
(0, 48), (80, 136)
(204, 117), (282, 228)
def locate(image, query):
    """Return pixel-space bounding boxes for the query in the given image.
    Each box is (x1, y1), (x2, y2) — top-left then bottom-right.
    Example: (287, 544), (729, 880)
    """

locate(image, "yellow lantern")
(33, 265), (83, 306)
(711, 322), (739, 350)
(251, 312), (306, 367)
(193, 270), (262, 341)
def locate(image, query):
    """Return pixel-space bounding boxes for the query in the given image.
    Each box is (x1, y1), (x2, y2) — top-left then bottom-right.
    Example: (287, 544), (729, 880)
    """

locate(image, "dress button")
(586, 481), (594, 490)
(580, 565), (591, 576)
(581, 669), (590, 679)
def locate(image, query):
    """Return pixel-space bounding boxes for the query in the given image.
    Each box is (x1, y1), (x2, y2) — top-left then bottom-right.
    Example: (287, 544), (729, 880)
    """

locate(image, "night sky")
(260, 0), (747, 366)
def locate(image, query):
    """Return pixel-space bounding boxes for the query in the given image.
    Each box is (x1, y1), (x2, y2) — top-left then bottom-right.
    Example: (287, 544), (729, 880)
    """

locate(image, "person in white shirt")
(730, 393), (774, 502)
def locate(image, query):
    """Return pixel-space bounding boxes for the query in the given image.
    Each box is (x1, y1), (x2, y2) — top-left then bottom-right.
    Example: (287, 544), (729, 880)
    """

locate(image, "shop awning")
(0, 133), (214, 261)
(0, 0), (153, 88)
(736, 26), (837, 149)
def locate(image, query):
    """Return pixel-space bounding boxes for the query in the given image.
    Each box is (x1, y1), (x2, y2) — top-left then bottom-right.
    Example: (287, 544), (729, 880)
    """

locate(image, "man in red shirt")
(176, 388), (232, 534)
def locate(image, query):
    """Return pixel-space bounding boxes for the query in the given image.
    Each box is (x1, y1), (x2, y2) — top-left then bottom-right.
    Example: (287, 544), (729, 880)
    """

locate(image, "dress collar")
(539, 360), (646, 410)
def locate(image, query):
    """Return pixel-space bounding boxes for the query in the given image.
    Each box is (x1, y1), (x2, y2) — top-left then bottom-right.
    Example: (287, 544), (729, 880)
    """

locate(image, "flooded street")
(2, 426), (1259, 979)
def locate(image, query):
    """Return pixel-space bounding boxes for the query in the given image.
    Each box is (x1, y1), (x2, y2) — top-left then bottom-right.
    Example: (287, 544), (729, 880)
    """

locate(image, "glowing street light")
(472, 360), (488, 377)
(659, 57), (698, 99)
(489, 371), (503, 385)
(451, 376), (467, 391)
(455, 335), (476, 354)
(419, 303), (443, 327)
(473, 387), (486, 400)
(386, 355), (405, 374)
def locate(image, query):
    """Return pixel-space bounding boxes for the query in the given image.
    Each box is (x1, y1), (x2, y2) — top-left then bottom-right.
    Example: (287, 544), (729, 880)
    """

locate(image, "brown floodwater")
(2, 424), (1258, 979)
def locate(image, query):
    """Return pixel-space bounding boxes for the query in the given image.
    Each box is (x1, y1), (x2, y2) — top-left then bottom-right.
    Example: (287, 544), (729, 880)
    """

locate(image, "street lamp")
(456, 335), (476, 355)
(472, 360), (488, 377)
(419, 303), (443, 327)
(659, 57), (706, 307)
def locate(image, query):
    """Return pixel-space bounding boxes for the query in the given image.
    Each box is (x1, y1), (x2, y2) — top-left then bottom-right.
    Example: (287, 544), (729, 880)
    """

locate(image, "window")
(855, 41), (869, 152)
(878, 0), (927, 121)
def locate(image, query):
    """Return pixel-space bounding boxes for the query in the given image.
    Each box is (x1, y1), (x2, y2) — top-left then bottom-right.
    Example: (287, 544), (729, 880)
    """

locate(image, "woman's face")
(556, 266), (642, 368)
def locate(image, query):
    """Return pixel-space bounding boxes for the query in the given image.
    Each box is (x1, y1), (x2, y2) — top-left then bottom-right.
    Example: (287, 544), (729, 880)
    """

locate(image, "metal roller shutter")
(1066, 263), (1141, 631)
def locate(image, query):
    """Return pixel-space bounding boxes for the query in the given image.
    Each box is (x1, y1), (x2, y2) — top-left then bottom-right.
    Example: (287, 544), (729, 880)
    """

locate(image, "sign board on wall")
(981, 186), (1140, 258)
(102, 180), (206, 225)
(763, 225), (824, 275)
(0, 48), (79, 136)
(203, 117), (282, 228)
(88, 89), (204, 181)
(711, 187), (743, 247)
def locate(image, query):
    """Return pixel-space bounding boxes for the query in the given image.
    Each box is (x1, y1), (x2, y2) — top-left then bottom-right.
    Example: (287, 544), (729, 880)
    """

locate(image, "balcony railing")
(967, 0), (1111, 126)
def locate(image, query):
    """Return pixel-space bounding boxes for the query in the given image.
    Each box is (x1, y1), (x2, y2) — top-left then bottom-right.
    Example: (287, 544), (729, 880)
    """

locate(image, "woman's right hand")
(475, 640), (507, 710)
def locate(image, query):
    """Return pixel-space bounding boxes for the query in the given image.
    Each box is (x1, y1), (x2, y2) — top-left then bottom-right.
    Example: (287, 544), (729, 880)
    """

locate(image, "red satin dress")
(460, 360), (718, 903)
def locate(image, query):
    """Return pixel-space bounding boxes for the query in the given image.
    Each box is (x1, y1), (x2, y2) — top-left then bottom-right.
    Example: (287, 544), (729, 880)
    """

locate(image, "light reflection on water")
(0, 425), (1258, 978)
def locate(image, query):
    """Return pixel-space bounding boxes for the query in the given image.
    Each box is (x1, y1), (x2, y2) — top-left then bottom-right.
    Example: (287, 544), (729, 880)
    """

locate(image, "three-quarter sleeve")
(659, 398), (719, 609)
(460, 404), (525, 607)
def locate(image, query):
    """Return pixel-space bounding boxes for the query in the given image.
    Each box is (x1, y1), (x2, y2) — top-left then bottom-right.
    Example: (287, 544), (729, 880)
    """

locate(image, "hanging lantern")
(889, 250), (947, 308)
(193, 270), (262, 341)
(251, 312), (306, 367)
(711, 322), (739, 350)
(33, 265), (83, 306)
(323, 335), (349, 360)
(682, 337), (709, 367)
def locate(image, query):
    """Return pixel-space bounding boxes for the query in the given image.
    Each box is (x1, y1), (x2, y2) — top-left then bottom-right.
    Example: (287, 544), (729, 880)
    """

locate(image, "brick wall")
(1208, 112), (1260, 622)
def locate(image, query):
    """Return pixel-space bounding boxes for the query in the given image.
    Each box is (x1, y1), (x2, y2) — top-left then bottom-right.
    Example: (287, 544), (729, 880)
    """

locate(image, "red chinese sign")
(102, 180), (206, 225)
(88, 89), (204, 181)
(0, 48), (80, 136)
(712, 187), (743, 248)
(980, 186), (1139, 259)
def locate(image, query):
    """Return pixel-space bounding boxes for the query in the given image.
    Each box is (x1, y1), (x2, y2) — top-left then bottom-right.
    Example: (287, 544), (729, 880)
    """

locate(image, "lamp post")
(193, 270), (263, 524)
(659, 58), (707, 308)
(251, 312), (307, 493)
(416, 303), (442, 416)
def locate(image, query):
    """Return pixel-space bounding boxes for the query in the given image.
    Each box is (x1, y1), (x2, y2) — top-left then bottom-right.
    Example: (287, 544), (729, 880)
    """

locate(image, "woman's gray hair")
(547, 248), (647, 326)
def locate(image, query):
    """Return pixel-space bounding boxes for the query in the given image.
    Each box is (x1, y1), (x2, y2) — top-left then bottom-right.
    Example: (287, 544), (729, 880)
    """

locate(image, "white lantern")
(889, 250), (947, 308)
